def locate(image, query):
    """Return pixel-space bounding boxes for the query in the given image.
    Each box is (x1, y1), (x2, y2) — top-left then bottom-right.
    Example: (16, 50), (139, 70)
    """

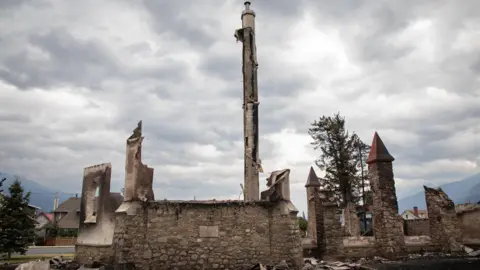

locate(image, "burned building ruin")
(303, 132), (480, 260)
(75, 2), (303, 270)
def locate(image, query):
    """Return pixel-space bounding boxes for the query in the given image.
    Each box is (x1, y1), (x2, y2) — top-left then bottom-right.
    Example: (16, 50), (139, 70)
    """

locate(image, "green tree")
(0, 178), (5, 194)
(308, 112), (370, 206)
(0, 179), (37, 259)
(351, 133), (371, 205)
(297, 216), (308, 236)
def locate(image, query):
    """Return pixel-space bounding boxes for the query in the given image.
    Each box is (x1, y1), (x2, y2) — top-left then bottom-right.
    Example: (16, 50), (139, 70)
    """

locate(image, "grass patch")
(0, 254), (74, 264)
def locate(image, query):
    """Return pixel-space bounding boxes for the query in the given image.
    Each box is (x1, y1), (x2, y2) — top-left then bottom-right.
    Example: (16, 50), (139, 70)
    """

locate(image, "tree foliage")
(308, 112), (370, 206)
(0, 178), (5, 194)
(0, 179), (37, 258)
(297, 216), (308, 235)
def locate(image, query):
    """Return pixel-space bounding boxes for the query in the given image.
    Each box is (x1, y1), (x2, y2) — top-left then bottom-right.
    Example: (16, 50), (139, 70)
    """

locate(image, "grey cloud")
(0, 30), (119, 90)
(0, 29), (188, 90)
(137, 0), (217, 49)
(0, 113), (30, 123)
(0, 0), (479, 215)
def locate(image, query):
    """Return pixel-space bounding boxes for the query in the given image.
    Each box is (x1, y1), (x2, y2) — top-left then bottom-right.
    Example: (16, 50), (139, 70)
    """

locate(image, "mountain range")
(1, 170), (479, 213)
(0, 172), (73, 212)
(398, 172), (480, 213)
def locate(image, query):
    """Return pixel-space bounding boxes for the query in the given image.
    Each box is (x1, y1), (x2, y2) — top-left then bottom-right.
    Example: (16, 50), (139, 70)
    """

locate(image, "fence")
(45, 237), (77, 246)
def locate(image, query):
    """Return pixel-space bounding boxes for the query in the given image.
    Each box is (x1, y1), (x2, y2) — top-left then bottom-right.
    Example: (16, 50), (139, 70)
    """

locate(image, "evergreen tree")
(0, 179), (37, 259)
(308, 112), (370, 206)
(351, 133), (371, 205)
(297, 216), (308, 236)
(0, 178), (5, 194)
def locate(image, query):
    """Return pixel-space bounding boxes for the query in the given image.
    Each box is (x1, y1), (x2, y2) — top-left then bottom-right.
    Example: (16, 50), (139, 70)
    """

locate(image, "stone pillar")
(313, 193), (325, 258)
(424, 186), (463, 253)
(322, 202), (344, 260)
(305, 166), (321, 242)
(124, 121), (154, 202)
(367, 132), (405, 259)
(343, 202), (360, 236)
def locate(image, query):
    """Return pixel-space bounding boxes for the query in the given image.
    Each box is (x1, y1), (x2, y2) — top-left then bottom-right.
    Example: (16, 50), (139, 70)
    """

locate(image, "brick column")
(367, 132), (405, 259)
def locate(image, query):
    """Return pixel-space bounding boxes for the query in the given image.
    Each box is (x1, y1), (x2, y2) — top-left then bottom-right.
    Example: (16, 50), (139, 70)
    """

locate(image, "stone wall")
(404, 219), (430, 236)
(368, 161), (405, 258)
(340, 236), (438, 258)
(322, 203), (344, 260)
(343, 236), (376, 258)
(113, 200), (303, 270)
(77, 163), (121, 246)
(457, 205), (480, 240)
(424, 186), (463, 253)
(343, 202), (360, 236)
(75, 244), (114, 265)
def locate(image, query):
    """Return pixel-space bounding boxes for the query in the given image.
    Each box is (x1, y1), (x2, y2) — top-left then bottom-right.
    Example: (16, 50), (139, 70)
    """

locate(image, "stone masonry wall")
(113, 200), (303, 270)
(322, 203), (344, 260)
(369, 162), (405, 259)
(424, 186), (463, 253)
(404, 219), (430, 236)
(343, 202), (360, 236)
(75, 244), (114, 265)
(457, 207), (480, 240)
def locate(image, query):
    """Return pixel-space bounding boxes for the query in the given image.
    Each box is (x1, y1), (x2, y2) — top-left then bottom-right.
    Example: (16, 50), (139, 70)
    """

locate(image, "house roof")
(54, 193), (124, 229)
(366, 132), (394, 164)
(37, 212), (53, 222)
(305, 166), (321, 187)
(54, 197), (81, 212)
(28, 204), (41, 209)
(55, 193), (124, 213)
(401, 209), (429, 218)
(57, 210), (79, 229)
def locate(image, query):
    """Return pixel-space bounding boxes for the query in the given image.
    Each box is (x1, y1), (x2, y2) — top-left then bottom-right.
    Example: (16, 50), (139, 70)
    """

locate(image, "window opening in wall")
(84, 180), (99, 223)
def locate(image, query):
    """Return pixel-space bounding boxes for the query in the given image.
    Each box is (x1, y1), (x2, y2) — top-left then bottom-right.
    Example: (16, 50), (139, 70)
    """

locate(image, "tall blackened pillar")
(235, 1), (260, 200)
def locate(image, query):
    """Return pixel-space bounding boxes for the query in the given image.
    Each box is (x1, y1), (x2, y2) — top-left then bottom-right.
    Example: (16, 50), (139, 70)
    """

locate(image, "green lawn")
(0, 254), (74, 264)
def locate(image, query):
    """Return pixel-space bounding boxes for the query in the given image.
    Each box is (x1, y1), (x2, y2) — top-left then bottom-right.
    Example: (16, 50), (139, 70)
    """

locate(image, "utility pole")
(235, 1), (260, 201)
(53, 192), (59, 211)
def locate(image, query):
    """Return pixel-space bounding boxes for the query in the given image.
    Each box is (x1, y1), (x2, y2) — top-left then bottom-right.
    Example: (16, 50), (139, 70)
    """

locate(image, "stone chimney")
(242, 1), (255, 31)
(413, 206), (419, 217)
(236, 1), (260, 201)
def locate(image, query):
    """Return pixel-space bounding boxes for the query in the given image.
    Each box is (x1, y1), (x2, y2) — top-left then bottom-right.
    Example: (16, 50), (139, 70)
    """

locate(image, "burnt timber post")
(235, 1), (260, 201)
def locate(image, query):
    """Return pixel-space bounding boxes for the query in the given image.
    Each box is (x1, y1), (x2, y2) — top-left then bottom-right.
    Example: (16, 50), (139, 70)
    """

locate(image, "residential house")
(28, 204), (41, 215)
(401, 206), (428, 220)
(53, 193), (124, 231)
(53, 197), (81, 231)
(35, 212), (53, 244)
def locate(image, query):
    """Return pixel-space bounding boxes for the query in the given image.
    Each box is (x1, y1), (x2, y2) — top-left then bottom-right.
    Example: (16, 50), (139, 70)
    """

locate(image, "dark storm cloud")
(0, 29), (189, 90)
(136, 0), (217, 49)
(0, 0), (478, 213)
(0, 30), (118, 90)
(0, 113), (30, 123)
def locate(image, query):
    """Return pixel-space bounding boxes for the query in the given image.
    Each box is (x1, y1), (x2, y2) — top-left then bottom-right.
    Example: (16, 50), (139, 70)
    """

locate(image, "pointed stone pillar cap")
(305, 166), (321, 187)
(366, 132), (394, 164)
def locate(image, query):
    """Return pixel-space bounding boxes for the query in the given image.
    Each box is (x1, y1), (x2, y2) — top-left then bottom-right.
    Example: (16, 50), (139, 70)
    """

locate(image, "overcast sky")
(0, 0), (479, 215)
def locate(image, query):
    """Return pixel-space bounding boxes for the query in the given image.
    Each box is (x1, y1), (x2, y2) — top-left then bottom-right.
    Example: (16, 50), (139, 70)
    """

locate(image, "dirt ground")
(367, 257), (480, 270)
